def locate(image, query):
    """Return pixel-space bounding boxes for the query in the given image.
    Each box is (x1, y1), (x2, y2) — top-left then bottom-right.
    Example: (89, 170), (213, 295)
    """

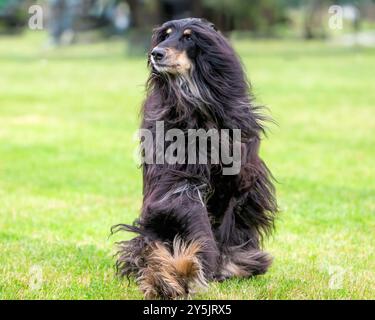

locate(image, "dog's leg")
(214, 140), (277, 281)
(137, 182), (219, 299)
(138, 237), (207, 299)
(215, 214), (273, 281)
(213, 197), (272, 281)
(217, 244), (273, 281)
(114, 231), (206, 298)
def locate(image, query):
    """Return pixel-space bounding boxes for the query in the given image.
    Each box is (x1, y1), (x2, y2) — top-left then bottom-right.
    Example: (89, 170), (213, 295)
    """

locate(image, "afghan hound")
(112, 18), (277, 299)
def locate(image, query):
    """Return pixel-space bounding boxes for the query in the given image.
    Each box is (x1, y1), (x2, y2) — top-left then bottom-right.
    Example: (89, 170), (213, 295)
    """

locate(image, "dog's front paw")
(138, 238), (207, 299)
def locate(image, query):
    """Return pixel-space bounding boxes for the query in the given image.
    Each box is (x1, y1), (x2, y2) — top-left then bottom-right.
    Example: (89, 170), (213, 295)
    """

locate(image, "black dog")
(113, 18), (277, 299)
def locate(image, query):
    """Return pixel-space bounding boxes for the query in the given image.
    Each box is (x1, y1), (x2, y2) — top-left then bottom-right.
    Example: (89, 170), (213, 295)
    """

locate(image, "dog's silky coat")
(113, 18), (277, 299)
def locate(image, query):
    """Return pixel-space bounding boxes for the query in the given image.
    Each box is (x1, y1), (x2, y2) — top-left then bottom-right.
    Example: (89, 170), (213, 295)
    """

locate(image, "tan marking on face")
(164, 48), (192, 74)
(183, 29), (192, 35)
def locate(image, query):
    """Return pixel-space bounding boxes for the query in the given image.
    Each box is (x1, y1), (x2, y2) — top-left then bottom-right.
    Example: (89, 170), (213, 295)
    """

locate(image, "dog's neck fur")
(149, 71), (220, 126)
(146, 58), (266, 140)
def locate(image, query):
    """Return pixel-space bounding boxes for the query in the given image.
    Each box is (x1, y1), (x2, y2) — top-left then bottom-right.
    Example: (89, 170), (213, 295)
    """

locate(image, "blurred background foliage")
(1, 0), (375, 50)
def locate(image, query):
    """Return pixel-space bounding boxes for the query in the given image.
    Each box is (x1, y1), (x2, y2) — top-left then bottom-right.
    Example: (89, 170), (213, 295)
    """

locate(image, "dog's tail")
(139, 237), (207, 299)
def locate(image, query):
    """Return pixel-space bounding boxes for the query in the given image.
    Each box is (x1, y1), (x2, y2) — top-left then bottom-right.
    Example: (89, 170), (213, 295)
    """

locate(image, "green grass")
(0, 32), (374, 300)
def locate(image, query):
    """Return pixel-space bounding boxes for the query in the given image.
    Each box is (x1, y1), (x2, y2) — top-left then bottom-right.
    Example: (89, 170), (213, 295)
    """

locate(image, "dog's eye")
(183, 34), (192, 41)
(162, 28), (172, 40)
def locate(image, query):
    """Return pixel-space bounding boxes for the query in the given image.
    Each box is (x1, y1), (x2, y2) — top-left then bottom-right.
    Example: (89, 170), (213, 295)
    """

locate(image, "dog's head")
(149, 18), (229, 76)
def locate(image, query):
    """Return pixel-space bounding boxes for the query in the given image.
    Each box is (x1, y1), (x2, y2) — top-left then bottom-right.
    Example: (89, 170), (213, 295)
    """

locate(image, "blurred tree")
(203, 0), (287, 32)
(121, 0), (287, 34)
(0, 0), (33, 32)
(126, 0), (142, 28)
(303, 0), (335, 39)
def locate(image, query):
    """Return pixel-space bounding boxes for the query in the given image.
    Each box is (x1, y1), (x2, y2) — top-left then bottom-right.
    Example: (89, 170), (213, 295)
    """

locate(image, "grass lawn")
(0, 32), (374, 300)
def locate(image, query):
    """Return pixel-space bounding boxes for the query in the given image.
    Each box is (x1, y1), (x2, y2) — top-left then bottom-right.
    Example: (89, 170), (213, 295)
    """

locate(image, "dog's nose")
(151, 47), (166, 61)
